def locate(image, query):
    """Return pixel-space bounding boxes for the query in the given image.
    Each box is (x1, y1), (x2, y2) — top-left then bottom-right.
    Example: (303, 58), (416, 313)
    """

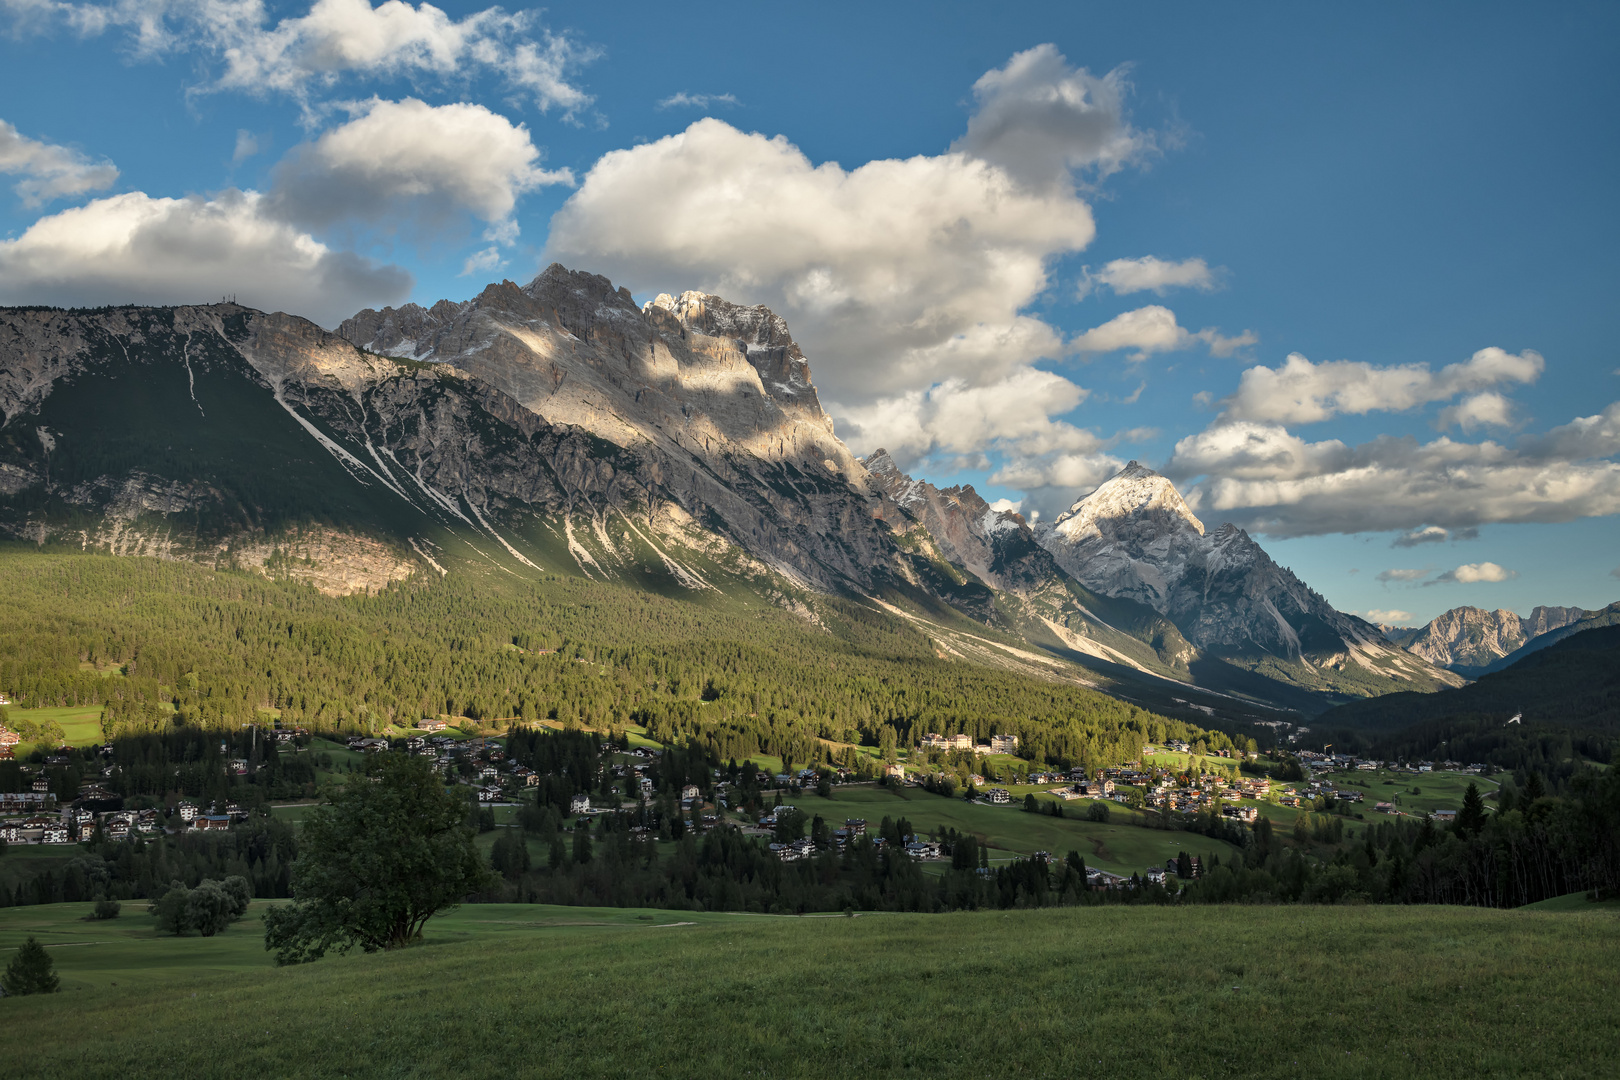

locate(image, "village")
(0, 716), (1493, 886)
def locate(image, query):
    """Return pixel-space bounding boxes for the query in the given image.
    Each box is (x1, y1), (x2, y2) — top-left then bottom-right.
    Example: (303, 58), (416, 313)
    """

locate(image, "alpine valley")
(0, 264), (1465, 721)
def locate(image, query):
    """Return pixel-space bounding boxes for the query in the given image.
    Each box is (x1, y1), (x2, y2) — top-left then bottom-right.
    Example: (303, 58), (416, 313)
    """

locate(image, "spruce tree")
(2, 936), (60, 995)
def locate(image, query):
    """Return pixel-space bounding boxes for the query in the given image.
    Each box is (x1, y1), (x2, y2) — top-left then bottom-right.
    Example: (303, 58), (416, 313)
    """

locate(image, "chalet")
(0, 725), (19, 749)
(680, 784), (701, 803)
(42, 822), (69, 844)
(905, 840), (942, 859)
(1376, 801), (1397, 814)
(569, 794), (591, 815)
(176, 802), (200, 822)
(193, 814), (231, 831)
(31, 777), (50, 793)
(1145, 866), (1167, 885)
(1431, 809), (1457, 824)
(477, 786), (502, 802)
(1222, 805), (1259, 823)
(419, 718), (449, 732)
(844, 818), (867, 837)
(985, 788), (1011, 805)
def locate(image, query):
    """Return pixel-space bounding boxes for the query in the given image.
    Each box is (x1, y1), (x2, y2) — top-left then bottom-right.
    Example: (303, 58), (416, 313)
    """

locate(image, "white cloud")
(656, 92), (739, 110)
(459, 245), (502, 277)
(0, 117), (118, 206)
(1365, 608), (1416, 625)
(1070, 304), (1255, 360)
(1393, 525), (1450, 547)
(269, 97), (571, 237)
(988, 497), (1022, 515)
(231, 128), (262, 165)
(833, 367), (1095, 463)
(546, 115), (1095, 402)
(1376, 568), (1430, 583)
(949, 43), (1154, 188)
(1167, 401), (1620, 538)
(1222, 347), (1544, 425)
(0, 188), (410, 327)
(1077, 255), (1219, 298)
(7, 0), (599, 120)
(1436, 390), (1515, 431)
(1432, 562), (1517, 585)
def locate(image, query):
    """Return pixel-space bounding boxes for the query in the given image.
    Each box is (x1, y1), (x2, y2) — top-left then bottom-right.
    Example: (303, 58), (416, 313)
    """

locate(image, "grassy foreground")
(1, 901), (1615, 1078)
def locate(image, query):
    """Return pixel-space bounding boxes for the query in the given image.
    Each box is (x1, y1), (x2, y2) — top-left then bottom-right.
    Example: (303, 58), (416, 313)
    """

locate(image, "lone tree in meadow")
(264, 754), (495, 964)
(2, 936), (60, 996)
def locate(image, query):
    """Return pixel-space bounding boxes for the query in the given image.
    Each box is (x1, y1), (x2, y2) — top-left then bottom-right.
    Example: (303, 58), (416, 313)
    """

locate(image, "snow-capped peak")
(1050, 461), (1205, 541)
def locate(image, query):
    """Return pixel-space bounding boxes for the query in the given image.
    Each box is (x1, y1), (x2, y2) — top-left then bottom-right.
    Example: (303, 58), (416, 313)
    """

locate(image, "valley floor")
(1, 900), (1614, 1078)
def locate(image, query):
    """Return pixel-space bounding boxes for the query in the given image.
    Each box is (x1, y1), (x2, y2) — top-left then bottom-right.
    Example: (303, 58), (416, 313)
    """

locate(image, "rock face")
(0, 267), (1471, 712)
(1036, 462), (1463, 696)
(1403, 604), (1594, 673)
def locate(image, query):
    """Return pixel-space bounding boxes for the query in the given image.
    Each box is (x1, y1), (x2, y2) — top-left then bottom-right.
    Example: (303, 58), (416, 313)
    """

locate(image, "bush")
(152, 876), (252, 936)
(1086, 801), (1111, 823)
(2, 937), (60, 995)
(91, 898), (121, 920)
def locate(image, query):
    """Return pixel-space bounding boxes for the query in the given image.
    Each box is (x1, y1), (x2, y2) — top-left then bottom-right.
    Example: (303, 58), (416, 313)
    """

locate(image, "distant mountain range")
(0, 265), (1474, 717)
(1385, 602), (1620, 675)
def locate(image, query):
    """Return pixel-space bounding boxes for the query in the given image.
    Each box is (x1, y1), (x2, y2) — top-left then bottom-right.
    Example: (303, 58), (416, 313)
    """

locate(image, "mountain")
(0, 266), (1462, 718)
(1478, 601), (1620, 673)
(1315, 624), (1620, 775)
(1397, 604), (1593, 674)
(1035, 462), (1464, 702)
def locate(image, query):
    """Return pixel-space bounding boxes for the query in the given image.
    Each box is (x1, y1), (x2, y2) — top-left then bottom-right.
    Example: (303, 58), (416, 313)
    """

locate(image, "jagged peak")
(1051, 460), (1205, 539)
(862, 448), (899, 475)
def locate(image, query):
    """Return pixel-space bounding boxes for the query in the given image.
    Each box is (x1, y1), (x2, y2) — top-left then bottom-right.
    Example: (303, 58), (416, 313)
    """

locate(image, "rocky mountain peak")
(1050, 460), (1206, 543)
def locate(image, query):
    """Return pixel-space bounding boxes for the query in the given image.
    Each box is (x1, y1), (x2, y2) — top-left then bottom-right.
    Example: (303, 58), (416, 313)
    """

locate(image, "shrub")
(1086, 801), (1111, 823)
(91, 898), (121, 920)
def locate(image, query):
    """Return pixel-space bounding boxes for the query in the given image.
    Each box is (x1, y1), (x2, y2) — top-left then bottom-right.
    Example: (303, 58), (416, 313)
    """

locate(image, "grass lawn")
(3, 704), (105, 754)
(0, 900), (1614, 1078)
(779, 785), (1241, 876)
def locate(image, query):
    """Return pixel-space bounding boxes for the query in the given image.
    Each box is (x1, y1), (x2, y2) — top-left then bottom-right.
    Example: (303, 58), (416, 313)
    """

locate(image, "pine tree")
(2, 936), (60, 995)
(1457, 782), (1487, 838)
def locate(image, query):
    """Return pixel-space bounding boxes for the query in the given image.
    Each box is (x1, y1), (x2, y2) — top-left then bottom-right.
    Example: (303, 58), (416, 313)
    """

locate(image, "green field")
(1, 900), (1614, 1078)
(778, 784), (1240, 876)
(3, 704), (105, 754)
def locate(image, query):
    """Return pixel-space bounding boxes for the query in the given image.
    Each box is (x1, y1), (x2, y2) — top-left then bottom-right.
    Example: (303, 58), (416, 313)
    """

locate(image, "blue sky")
(1, 0), (1616, 625)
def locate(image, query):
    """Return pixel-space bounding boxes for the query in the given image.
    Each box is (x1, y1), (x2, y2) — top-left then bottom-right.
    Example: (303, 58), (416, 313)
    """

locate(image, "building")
(988, 734), (1019, 755)
(0, 725), (19, 750)
(921, 733), (973, 751)
(419, 718), (449, 732)
(844, 818), (867, 837)
(193, 814), (231, 831)
(680, 784), (701, 803)
(176, 801), (200, 822)
(569, 794), (591, 815)
(985, 788), (1011, 804)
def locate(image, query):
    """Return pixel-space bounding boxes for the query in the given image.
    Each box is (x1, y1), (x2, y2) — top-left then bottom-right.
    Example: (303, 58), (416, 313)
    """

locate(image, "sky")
(1, 0), (1616, 626)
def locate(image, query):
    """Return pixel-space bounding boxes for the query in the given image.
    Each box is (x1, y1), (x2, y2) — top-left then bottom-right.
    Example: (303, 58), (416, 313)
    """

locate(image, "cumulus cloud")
(269, 97), (570, 239)
(0, 117), (118, 206)
(1436, 390), (1515, 431)
(7, 0), (599, 120)
(1376, 568), (1431, 583)
(0, 188), (410, 327)
(832, 367), (1095, 463)
(1167, 401), (1620, 538)
(546, 115), (1095, 402)
(1077, 255), (1219, 298)
(1366, 608), (1416, 625)
(1222, 347), (1544, 425)
(656, 92), (738, 110)
(1070, 304), (1255, 360)
(988, 497), (1023, 515)
(1431, 562), (1517, 585)
(949, 43), (1154, 188)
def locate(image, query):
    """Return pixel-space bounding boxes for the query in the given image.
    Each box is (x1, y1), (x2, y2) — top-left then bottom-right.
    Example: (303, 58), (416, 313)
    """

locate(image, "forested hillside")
(0, 548), (1218, 770)
(1316, 626), (1620, 780)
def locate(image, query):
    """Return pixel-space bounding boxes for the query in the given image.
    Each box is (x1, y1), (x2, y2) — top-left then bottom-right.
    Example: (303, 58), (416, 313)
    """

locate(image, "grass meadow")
(777, 785), (1241, 875)
(0, 899), (1614, 1078)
